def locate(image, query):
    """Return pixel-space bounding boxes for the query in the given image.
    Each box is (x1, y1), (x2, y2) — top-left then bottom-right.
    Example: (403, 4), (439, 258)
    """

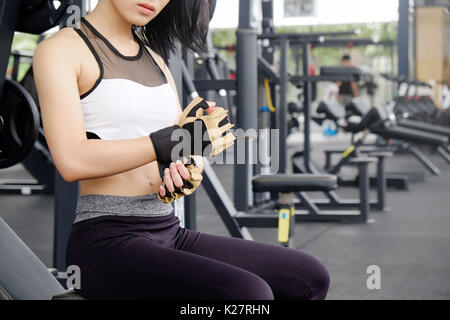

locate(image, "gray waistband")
(74, 193), (173, 224)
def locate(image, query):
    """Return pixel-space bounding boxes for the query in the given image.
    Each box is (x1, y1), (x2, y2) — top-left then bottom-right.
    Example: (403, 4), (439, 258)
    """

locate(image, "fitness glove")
(176, 96), (236, 157)
(157, 157), (203, 203)
(149, 97), (236, 202)
(149, 96), (236, 164)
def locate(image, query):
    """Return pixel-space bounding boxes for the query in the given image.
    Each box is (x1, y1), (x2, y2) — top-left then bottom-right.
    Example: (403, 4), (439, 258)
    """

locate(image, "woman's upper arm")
(33, 32), (87, 180)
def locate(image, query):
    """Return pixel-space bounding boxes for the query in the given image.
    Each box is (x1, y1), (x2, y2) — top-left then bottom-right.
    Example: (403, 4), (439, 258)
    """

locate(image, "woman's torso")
(71, 17), (178, 196)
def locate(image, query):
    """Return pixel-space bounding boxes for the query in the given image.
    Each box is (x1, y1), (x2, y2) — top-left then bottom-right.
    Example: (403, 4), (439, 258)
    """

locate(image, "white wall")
(210, 0), (399, 29)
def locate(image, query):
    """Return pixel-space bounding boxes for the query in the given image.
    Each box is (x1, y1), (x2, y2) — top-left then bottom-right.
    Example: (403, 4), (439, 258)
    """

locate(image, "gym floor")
(1, 130), (449, 300)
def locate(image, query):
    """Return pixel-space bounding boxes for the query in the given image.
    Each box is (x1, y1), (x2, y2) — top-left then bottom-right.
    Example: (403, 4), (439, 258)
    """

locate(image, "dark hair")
(342, 54), (351, 61)
(134, 0), (213, 65)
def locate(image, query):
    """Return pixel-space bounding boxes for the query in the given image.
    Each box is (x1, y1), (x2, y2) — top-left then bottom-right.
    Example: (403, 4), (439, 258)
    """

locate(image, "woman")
(33, 0), (330, 300)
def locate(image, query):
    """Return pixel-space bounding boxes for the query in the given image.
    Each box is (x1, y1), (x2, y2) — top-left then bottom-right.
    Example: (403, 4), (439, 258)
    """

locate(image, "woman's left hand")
(159, 158), (191, 197)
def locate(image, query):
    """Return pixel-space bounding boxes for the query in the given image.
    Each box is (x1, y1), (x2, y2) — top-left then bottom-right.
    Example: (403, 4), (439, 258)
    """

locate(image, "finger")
(206, 100), (216, 108)
(176, 160), (191, 180)
(206, 106), (216, 114)
(170, 162), (184, 188)
(159, 185), (165, 197)
(206, 101), (217, 114)
(164, 168), (175, 193)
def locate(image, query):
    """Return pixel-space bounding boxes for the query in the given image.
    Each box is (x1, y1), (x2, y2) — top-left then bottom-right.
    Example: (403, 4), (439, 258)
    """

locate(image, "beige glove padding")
(178, 96), (236, 157)
(158, 158), (203, 204)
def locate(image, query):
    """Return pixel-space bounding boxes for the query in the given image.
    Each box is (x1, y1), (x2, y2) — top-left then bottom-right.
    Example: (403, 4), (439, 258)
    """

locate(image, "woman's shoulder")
(38, 27), (83, 49)
(34, 27), (85, 67)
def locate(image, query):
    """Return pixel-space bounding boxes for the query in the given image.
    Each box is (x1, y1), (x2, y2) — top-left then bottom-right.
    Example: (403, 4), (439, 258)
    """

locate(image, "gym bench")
(250, 173), (337, 247)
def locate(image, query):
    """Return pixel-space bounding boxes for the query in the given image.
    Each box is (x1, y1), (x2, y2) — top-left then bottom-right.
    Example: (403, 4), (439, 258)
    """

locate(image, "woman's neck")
(84, 1), (135, 44)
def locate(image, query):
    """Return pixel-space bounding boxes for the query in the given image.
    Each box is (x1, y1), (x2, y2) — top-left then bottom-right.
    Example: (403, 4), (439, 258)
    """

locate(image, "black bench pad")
(372, 125), (448, 146)
(252, 174), (337, 193)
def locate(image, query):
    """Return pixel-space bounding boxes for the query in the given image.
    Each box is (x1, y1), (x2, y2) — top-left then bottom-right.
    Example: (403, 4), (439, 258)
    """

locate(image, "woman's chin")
(128, 14), (154, 27)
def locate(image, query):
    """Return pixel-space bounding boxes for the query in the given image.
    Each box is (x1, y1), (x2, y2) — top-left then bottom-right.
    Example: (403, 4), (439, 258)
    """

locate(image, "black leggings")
(66, 196), (330, 300)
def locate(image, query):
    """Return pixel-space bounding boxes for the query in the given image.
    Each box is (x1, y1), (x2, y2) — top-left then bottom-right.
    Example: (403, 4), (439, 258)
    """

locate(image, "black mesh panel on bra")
(79, 17), (167, 87)
(77, 17), (168, 140)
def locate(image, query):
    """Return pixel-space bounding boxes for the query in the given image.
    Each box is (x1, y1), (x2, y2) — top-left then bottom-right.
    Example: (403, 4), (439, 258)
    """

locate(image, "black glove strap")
(149, 125), (183, 163)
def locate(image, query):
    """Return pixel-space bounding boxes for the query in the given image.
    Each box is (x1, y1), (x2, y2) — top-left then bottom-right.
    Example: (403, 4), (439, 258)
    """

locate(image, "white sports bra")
(74, 17), (178, 140)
